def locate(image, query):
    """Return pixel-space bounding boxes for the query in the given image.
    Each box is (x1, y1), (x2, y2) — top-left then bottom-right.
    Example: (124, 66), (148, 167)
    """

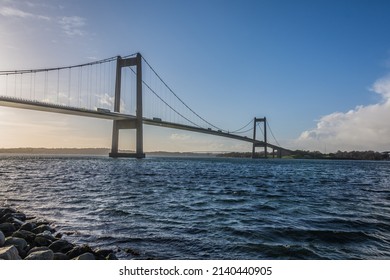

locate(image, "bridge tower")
(109, 53), (145, 159)
(252, 117), (267, 158)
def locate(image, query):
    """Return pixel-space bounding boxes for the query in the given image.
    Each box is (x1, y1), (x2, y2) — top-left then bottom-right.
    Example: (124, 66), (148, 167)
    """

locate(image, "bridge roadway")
(0, 95), (287, 152)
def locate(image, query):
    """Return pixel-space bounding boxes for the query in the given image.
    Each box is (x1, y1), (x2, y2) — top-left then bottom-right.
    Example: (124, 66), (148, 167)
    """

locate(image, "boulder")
(106, 253), (118, 260)
(66, 245), (94, 259)
(0, 213), (13, 223)
(1, 212), (27, 222)
(53, 252), (70, 260)
(19, 222), (35, 232)
(12, 230), (36, 243)
(94, 248), (114, 258)
(37, 231), (56, 241)
(11, 213), (27, 221)
(0, 230), (5, 246)
(25, 249), (54, 260)
(94, 248), (117, 260)
(49, 239), (74, 254)
(27, 246), (50, 255)
(0, 208), (17, 222)
(4, 237), (28, 256)
(73, 252), (95, 260)
(32, 224), (55, 234)
(0, 245), (21, 260)
(34, 235), (53, 247)
(0, 223), (16, 237)
(7, 217), (24, 228)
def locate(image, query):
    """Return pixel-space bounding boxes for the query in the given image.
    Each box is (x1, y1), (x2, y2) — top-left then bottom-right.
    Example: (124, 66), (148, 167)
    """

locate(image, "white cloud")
(170, 133), (191, 141)
(0, 6), (50, 21)
(58, 16), (86, 37)
(371, 74), (390, 99)
(96, 93), (114, 108)
(296, 75), (390, 152)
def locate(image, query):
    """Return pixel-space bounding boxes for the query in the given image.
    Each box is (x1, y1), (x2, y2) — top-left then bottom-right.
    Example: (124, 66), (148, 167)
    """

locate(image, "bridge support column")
(109, 53), (145, 159)
(251, 117), (267, 159)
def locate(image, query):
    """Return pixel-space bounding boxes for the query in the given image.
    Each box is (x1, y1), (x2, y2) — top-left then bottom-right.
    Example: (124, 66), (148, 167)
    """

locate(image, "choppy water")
(1, 155), (390, 259)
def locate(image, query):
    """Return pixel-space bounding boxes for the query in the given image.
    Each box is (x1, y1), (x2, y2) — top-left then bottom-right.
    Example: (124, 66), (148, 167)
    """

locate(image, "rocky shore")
(0, 206), (117, 260)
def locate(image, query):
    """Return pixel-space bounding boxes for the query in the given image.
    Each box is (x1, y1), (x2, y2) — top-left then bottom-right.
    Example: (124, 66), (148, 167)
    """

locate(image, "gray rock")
(11, 213), (26, 221)
(73, 252), (95, 260)
(8, 217), (24, 227)
(0, 245), (21, 260)
(37, 230), (56, 241)
(19, 222), (35, 232)
(32, 219), (49, 226)
(0, 208), (17, 222)
(0, 230), (5, 246)
(34, 235), (52, 247)
(49, 239), (74, 253)
(94, 248), (114, 258)
(66, 245), (93, 259)
(106, 253), (118, 260)
(28, 246), (50, 255)
(53, 252), (69, 260)
(0, 223), (16, 237)
(4, 237), (28, 255)
(32, 224), (54, 234)
(12, 230), (36, 243)
(25, 249), (54, 260)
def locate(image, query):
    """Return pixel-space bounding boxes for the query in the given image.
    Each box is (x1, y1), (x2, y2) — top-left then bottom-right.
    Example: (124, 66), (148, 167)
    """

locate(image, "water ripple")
(1, 156), (390, 259)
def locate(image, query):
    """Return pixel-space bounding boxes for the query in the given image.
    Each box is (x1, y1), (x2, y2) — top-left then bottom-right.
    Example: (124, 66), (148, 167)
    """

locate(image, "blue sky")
(1, 0), (390, 152)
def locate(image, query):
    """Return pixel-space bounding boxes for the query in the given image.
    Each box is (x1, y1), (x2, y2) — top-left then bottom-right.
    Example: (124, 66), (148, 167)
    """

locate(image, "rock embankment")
(0, 207), (117, 260)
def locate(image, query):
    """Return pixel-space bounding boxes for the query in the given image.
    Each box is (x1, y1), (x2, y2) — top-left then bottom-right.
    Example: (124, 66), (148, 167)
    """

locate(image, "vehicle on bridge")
(97, 108), (110, 113)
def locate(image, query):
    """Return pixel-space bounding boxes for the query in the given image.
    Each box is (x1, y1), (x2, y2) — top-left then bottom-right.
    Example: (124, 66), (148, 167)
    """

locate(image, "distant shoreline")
(0, 148), (389, 160)
(0, 148), (110, 155)
(0, 148), (217, 158)
(218, 150), (390, 161)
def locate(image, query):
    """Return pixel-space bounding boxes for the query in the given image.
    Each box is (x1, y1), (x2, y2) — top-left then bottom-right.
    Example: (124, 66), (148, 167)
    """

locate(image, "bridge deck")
(0, 96), (288, 152)
(143, 118), (284, 150)
(0, 96), (135, 121)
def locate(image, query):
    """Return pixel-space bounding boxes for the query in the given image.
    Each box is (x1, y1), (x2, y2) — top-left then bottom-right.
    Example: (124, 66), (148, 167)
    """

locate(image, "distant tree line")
(217, 150), (390, 160)
(217, 152), (253, 158)
(291, 150), (389, 160)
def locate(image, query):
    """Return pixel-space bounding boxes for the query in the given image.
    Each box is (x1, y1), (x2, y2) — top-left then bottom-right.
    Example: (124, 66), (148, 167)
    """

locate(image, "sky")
(1, 0), (390, 152)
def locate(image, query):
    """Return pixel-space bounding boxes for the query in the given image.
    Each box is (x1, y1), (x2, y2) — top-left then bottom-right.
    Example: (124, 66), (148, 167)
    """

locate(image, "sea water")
(1, 156), (390, 259)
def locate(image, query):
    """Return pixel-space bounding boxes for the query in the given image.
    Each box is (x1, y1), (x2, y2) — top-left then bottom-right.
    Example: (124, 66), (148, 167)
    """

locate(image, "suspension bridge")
(0, 53), (289, 159)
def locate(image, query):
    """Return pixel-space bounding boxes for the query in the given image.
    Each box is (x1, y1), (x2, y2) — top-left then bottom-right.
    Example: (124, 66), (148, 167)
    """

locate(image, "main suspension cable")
(128, 67), (202, 128)
(0, 56), (118, 75)
(267, 120), (281, 147)
(141, 56), (224, 131)
(230, 119), (253, 133)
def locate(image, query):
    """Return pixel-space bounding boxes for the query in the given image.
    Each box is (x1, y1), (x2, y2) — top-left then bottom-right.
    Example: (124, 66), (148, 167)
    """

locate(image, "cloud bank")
(297, 75), (390, 152)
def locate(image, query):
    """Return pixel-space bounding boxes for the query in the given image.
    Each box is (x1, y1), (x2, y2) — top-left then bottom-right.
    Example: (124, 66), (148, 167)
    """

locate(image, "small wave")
(271, 227), (377, 245)
(94, 208), (132, 217)
(254, 204), (277, 211)
(236, 243), (327, 259)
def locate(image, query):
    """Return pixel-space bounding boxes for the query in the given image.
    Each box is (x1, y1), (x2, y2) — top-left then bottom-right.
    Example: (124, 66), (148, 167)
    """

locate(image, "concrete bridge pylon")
(109, 53), (145, 159)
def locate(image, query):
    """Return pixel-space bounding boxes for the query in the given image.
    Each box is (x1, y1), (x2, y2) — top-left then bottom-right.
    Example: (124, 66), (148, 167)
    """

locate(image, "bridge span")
(0, 95), (285, 153)
(0, 53), (290, 158)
